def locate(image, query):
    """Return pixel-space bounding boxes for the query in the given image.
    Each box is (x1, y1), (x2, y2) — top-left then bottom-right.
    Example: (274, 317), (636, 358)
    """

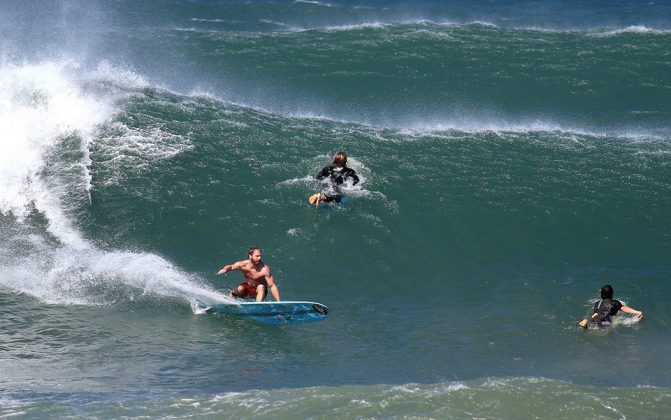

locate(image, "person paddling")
(309, 151), (359, 205)
(578, 284), (643, 328)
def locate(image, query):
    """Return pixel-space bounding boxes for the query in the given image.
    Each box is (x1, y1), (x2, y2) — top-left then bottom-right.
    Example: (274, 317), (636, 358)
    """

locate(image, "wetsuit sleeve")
(316, 166), (330, 180)
(346, 168), (360, 185)
(322, 195), (340, 203)
(612, 300), (623, 315)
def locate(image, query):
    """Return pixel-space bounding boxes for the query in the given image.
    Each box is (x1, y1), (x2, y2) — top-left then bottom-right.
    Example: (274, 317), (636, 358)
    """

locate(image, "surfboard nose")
(312, 303), (328, 315)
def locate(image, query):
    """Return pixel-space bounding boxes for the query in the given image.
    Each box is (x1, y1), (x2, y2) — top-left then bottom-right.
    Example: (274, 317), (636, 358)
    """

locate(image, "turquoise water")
(1, 0), (670, 417)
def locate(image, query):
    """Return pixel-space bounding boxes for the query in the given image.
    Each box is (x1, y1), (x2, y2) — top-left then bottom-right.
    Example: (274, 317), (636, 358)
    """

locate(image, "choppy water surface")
(1, 0), (670, 417)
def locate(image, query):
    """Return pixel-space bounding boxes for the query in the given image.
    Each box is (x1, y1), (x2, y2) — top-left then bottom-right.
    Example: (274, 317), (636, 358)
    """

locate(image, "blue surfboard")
(205, 301), (328, 325)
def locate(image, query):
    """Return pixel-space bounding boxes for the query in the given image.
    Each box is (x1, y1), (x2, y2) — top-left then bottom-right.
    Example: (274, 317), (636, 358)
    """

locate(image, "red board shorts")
(232, 282), (267, 300)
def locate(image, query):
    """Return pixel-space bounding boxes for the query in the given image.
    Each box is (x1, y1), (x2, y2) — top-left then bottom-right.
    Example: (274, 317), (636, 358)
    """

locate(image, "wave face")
(1, 0), (671, 417)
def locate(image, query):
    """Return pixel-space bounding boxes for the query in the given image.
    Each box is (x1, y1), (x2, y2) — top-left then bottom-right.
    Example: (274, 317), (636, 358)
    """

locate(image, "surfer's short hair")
(601, 284), (614, 299)
(248, 246), (261, 257)
(333, 151), (348, 167)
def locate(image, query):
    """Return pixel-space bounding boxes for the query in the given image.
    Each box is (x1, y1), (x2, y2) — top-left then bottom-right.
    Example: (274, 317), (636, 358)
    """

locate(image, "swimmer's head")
(333, 151), (347, 167)
(601, 284), (614, 299)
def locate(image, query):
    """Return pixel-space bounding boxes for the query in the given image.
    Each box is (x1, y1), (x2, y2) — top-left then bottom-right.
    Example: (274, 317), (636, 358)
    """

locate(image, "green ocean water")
(1, 0), (671, 417)
(4, 379), (670, 419)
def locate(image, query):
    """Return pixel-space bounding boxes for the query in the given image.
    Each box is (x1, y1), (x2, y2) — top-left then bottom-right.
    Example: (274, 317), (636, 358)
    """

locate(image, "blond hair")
(332, 151), (348, 167)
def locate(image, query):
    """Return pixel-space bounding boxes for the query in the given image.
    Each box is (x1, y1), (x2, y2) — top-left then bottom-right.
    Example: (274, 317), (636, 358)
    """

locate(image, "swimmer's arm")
(621, 306), (643, 320)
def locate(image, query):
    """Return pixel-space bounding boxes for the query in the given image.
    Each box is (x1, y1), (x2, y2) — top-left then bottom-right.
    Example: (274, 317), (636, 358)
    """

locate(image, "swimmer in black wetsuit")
(578, 284), (643, 328)
(309, 151), (360, 205)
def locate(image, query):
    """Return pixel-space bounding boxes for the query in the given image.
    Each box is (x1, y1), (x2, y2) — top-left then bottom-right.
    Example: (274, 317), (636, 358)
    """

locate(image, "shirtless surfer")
(217, 247), (281, 302)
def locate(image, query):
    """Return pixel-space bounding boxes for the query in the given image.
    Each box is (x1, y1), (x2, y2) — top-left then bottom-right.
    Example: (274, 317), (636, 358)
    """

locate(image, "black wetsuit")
(316, 165), (359, 203)
(591, 298), (623, 326)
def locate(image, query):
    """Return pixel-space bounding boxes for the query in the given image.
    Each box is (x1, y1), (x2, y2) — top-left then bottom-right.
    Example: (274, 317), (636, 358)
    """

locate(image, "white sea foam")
(285, 19), (671, 37)
(258, 19), (294, 29)
(287, 228), (302, 236)
(294, 0), (334, 8)
(0, 60), (111, 245)
(0, 244), (230, 306)
(320, 22), (388, 32)
(374, 116), (667, 141)
(277, 175), (316, 186)
(593, 25), (671, 37)
(398, 117), (593, 136)
(0, 59), (218, 308)
(191, 18), (229, 24)
(88, 60), (152, 90)
(95, 122), (193, 180)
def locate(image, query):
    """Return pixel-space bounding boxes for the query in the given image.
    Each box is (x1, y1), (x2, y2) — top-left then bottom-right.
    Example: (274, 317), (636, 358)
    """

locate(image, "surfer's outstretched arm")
(217, 260), (245, 275)
(621, 305), (643, 320)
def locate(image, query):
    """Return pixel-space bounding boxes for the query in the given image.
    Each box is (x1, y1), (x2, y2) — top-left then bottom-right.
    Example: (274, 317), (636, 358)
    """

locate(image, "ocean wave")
(179, 87), (671, 143)
(0, 59), (221, 309)
(0, 60), (112, 242)
(215, 18), (671, 36)
(0, 59), (175, 248)
(244, 104), (667, 141)
(394, 119), (669, 141)
(3, 378), (668, 417)
(592, 25), (671, 37)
